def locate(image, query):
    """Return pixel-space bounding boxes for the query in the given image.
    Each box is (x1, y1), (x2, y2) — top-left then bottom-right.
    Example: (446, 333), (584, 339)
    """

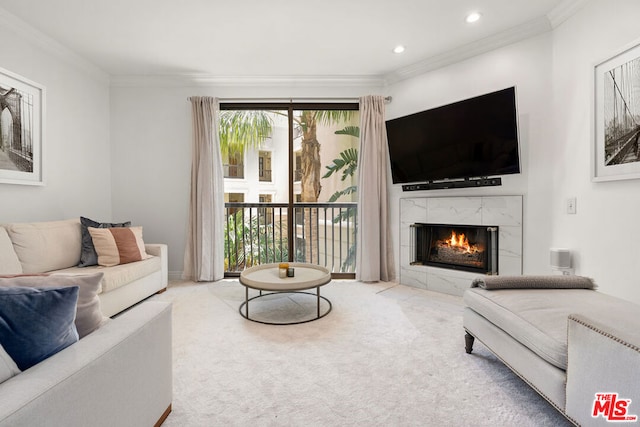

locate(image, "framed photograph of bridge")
(593, 39), (640, 182)
(0, 67), (45, 185)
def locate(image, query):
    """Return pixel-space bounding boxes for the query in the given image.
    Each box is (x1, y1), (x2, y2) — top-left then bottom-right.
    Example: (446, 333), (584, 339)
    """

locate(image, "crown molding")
(547, 0), (589, 28)
(383, 16), (553, 85)
(109, 74), (386, 88)
(0, 1), (586, 91)
(0, 7), (109, 84)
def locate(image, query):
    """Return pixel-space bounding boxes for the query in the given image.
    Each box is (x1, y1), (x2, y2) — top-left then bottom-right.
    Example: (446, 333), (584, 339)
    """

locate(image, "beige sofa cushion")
(55, 256), (161, 293)
(5, 219), (82, 273)
(0, 228), (22, 275)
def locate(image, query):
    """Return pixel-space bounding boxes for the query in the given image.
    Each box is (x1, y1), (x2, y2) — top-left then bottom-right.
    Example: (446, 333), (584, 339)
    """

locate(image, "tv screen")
(385, 87), (520, 184)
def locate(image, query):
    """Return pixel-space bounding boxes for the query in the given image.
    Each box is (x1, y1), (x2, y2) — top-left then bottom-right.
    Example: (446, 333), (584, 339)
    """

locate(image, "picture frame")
(592, 39), (640, 182)
(0, 67), (45, 185)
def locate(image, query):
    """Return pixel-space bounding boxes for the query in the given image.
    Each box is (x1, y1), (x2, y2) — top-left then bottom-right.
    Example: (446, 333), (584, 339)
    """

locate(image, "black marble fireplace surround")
(410, 223), (498, 274)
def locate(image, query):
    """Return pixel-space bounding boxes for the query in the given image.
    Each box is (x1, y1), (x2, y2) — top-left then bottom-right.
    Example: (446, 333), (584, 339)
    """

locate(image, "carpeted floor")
(151, 280), (572, 426)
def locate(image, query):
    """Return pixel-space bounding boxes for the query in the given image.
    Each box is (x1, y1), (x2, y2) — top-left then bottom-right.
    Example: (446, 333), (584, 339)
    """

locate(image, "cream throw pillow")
(5, 219), (82, 273)
(88, 226), (150, 267)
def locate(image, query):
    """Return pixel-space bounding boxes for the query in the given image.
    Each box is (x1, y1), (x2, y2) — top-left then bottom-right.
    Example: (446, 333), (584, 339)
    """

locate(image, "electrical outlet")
(566, 197), (577, 214)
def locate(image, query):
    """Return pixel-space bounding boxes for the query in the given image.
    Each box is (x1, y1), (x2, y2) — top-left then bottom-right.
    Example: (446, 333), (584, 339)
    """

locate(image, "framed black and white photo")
(0, 67), (45, 185)
(593, 39), (640, 182)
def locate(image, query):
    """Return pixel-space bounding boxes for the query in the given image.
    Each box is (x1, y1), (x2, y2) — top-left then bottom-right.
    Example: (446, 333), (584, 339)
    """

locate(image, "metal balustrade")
(224, 202), (357, 276)
(258, 169), (272, 182)
(223, 164), (244, 179)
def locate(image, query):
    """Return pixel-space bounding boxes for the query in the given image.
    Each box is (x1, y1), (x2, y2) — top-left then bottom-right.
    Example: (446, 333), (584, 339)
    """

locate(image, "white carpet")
(152, 280), (572, 426)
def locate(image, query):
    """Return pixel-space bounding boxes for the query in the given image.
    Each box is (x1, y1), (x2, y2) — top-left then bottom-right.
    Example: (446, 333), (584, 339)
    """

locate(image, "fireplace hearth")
(410, 223), (498, 274)
(399, 196), (522, 296)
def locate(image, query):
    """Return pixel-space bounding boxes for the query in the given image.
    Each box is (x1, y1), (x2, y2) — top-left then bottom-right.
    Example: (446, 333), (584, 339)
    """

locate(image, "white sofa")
(463, 275), (640, 426)
(0, 300), (173, 427)
(0, 218), (168, 317)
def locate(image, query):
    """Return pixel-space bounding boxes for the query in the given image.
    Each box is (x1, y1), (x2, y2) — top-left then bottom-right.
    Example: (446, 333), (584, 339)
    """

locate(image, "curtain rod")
(190, 96), (392, 103)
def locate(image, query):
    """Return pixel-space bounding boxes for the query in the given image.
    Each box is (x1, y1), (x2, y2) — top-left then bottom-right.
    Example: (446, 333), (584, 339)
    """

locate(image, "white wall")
(549, 0), (640, 304)
(109, 83), (382, 277)
(0, 21), (111, 223)
(386, 33), (555, 283)
(386, 0), (640, 305)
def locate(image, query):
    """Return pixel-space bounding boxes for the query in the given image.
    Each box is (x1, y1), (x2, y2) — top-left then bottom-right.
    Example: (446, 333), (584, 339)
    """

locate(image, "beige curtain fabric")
(183, 96), (225, 282)
(356, 95), (395, 282)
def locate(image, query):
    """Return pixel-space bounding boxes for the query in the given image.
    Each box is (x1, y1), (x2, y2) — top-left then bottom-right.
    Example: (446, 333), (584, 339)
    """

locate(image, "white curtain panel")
(356, 96), (395, 282)
(183, 97), (225, 282)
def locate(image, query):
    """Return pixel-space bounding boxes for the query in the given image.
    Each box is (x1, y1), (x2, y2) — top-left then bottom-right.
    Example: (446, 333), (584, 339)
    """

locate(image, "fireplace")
(410, 223), (498, 274)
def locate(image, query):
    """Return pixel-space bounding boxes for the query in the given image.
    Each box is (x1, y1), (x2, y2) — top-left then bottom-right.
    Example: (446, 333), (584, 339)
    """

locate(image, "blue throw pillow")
(0, 286), (79, 371)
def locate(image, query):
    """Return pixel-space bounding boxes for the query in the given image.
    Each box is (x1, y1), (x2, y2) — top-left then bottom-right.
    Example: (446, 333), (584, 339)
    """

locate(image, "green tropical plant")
(224, 209), (288, 271)
(323, 147), (358, 202)
(334, 126), (359, 138)
(322, 126), (359, 271)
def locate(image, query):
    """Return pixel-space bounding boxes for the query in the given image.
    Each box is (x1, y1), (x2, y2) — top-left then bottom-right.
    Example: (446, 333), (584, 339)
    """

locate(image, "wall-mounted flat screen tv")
(385, 87), (520, 184)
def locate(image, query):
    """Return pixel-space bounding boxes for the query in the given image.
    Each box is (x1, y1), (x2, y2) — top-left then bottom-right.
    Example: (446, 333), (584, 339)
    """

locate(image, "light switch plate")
(567, 197), (577, 214)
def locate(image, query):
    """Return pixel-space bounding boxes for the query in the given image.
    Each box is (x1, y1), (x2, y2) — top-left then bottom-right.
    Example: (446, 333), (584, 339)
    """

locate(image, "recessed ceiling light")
(393, 45), (405, 54)
(465, 12), (482, 23)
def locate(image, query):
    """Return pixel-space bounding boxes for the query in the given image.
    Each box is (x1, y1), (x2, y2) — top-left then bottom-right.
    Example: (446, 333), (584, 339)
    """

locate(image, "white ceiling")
(0, 0), (585, 82)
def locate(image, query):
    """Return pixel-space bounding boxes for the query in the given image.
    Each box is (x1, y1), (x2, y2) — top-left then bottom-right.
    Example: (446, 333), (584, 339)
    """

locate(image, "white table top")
(239, 262), (331, 291)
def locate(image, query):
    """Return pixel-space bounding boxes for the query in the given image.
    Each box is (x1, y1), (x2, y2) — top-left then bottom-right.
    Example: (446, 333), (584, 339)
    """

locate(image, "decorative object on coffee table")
(278, 263), (288, 278)
(239, 262), (331, 325)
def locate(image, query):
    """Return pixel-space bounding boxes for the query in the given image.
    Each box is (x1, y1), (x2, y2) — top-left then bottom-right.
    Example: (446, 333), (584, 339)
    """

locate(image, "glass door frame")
(221, 102), (358, 279)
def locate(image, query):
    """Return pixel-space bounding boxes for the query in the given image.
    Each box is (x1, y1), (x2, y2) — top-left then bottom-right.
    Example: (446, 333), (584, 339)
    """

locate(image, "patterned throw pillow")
(78, 217), (131, 267)
(0, 286), (79, 371)
(88, 226), (150, 267)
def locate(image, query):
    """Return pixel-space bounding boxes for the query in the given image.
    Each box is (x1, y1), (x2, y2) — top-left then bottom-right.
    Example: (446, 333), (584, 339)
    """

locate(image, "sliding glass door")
(220, 103), (359, 278)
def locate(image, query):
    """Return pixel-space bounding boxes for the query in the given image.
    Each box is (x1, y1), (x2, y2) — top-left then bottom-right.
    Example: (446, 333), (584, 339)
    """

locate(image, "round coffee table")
(239, 262), (332, 325)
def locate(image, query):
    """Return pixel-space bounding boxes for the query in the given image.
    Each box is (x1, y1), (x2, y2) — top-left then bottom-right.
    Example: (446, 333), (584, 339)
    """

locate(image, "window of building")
(225, 192), (244, 215)
(258, 194), (273, 224)
(223, 151), (244, 179)
(225, 193), (244, 203)
(258, 151), (272, 182)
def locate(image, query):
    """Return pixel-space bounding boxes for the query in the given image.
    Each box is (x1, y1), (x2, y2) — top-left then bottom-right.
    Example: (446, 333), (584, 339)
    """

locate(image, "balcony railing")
(224, 202), (357, 275)
(223, 164), (244, 179)
(259, 169), (272, 182)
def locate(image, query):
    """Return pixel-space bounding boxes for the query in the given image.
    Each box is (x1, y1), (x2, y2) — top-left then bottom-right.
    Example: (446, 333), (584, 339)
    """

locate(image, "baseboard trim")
(168, 271), (183, 281)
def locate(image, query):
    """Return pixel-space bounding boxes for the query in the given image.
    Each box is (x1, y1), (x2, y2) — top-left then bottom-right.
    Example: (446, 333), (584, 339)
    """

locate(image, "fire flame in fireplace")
(448, 231), (474, 253)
